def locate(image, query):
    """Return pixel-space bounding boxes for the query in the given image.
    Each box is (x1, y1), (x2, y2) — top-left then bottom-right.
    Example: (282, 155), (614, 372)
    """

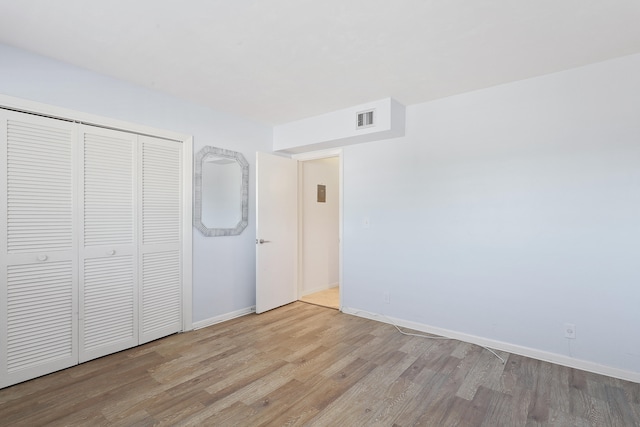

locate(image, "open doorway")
(297, 155), (340, 310)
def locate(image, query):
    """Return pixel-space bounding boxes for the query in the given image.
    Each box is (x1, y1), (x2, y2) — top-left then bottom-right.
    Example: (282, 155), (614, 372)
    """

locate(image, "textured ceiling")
(1, 0), (640, 125)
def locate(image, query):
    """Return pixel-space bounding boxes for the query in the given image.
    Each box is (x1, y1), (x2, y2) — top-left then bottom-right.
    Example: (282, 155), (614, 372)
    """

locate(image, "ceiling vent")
(356, 109), (375, 129)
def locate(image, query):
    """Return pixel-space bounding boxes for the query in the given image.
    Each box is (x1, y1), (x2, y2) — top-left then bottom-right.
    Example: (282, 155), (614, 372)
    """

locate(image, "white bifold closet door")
(138, 135), (183, 344)
(1, 110), (183, 388)
(0, 111), (79, 386)
(78, 125), (138, 363)
(78, 129), (183, 360)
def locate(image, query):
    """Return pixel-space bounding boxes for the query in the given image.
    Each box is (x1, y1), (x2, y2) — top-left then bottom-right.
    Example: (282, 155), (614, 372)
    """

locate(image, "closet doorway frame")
(0, 93), (194, 332)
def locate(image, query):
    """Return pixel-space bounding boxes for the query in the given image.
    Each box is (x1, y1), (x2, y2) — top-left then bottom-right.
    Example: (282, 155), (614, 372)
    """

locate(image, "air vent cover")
(356, 109), (375, 129)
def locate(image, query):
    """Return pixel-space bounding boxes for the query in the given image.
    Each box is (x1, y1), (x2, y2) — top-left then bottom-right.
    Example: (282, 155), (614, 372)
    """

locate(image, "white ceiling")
(1, 0), (640, 125)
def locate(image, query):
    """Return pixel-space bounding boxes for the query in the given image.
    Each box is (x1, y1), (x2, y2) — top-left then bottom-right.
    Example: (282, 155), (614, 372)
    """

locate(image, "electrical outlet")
(564, 323), (576, 339)
(383, 292), (390, 304)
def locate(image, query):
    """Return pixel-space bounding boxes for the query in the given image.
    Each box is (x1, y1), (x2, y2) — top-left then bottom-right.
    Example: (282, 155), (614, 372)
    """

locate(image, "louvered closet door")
(78, 126), (138, 363)
(0, 111), (78, 388)
(139, 135), (182, 344)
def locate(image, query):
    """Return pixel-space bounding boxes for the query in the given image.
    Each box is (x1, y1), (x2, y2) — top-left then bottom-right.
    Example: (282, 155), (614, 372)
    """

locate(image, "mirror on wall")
(194, 146), (249, 236)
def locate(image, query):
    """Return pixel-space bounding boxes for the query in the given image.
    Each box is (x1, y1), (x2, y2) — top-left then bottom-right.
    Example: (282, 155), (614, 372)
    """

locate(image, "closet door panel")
(78, 126), (137, 363)
(6, 118), (76, 253)
(5, 261), (76, 384)
(81, 253), (135, 361)
(139, 136), (182, 344)
(1, 111), (78, 388)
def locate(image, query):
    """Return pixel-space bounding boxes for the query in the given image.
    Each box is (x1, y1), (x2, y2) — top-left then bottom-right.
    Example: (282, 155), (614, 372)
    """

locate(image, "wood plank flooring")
(1, 302), (639, 426)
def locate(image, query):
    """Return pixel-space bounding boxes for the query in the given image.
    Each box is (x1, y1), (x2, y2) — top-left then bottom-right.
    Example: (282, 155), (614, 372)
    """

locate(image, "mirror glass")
(194, 146), (248, 236)
(201, 156), (241, 228)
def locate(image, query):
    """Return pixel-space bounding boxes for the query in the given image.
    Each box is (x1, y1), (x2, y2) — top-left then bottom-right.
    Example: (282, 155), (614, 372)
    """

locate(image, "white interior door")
(256, 152), (298, 314)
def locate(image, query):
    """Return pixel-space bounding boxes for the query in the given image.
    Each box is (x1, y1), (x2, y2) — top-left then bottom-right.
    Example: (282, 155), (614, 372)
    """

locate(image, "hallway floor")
(300, 287), (339, 309)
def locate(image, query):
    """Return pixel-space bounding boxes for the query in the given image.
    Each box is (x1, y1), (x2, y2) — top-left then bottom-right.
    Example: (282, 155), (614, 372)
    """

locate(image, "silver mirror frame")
(194, 146), (249, 236)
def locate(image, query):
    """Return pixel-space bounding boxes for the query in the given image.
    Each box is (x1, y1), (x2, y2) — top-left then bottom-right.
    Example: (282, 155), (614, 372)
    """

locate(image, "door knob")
(256, 239), (271, 244)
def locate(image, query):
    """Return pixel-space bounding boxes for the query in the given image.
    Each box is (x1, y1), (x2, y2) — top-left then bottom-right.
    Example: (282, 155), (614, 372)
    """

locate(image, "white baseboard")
(192, 306), (255, 330)
(342, 306), (640, 384)
(300, 283), (339, 297)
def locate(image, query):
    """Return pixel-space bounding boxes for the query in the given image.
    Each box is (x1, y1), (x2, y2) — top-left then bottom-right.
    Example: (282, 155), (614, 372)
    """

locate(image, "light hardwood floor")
(1, 302), (639, 426)
(299, 287), (339, 309)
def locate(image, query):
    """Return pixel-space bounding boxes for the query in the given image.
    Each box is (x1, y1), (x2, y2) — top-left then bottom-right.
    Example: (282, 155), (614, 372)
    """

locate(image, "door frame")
(292, 148), (343, 310)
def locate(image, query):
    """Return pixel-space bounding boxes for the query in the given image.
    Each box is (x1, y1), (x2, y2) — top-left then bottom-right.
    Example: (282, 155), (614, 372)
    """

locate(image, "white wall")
(0, 43), (272, 323)
(301, 157), (340, 295)
(342, 53), (640, 377)
(274, 98), (405, 153)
